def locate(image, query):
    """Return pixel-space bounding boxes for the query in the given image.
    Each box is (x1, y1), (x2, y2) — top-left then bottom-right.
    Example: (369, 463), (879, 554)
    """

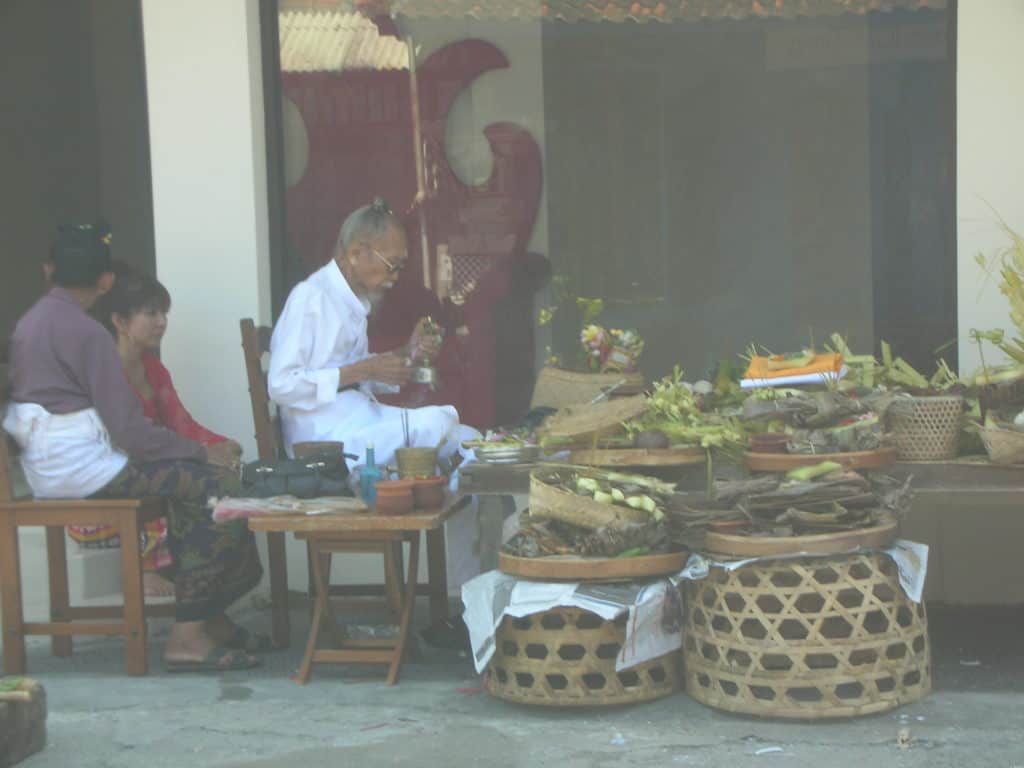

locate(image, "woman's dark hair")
(49, 219), (113, 288)
(90, 260), (171, 337)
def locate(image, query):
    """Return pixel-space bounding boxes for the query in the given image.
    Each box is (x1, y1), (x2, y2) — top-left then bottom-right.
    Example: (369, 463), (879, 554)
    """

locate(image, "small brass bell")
(410, 316), (442, 392)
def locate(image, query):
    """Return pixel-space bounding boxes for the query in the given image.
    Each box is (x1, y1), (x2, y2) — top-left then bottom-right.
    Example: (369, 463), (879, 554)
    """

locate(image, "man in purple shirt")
(4, 221), (266, 672)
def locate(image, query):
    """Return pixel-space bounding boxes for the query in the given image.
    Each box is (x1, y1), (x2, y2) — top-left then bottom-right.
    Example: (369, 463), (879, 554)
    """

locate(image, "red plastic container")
(412, 475), (447, 509)
(374, 479), (414, 515)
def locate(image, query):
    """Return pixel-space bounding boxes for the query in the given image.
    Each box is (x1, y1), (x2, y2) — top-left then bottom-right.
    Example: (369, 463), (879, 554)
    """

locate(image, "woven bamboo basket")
(683, 553), (930, 719)
(888, 395), (964, 461)
(536, 395), (648, 448)
(529, 471), (650, 530)
(530, 367), (646, 410)
(485, 607), (679, 706)
(395, 447), (438, 478)
(977, 423), (1024, 465)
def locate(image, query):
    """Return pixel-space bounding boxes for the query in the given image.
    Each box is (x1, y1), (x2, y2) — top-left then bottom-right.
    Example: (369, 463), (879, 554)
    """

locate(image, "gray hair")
(335, 197), (403, 255)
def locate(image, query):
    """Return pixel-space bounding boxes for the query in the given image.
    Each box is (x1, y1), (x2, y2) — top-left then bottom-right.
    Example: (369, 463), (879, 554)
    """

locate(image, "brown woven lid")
(537, 395), (648, 442)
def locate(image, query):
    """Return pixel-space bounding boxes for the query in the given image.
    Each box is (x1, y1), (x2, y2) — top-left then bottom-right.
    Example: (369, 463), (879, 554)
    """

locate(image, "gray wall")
(542, 12), (951, 381)
(0, 0), (154, 345)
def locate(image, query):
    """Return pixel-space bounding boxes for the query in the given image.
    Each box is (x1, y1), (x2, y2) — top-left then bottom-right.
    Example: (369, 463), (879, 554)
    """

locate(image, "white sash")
(3, 403), (128, 499)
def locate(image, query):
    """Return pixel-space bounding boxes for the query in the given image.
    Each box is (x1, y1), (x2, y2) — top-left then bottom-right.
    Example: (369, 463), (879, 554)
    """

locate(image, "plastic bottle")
(359, 442), (382, 506)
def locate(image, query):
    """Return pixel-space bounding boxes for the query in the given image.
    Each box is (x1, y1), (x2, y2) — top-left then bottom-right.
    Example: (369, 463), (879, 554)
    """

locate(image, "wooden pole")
(407, 37), (431, 292)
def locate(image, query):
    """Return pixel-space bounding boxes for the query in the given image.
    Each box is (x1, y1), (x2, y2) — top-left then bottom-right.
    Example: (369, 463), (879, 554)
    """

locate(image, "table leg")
(426, 527), (448, 626)
(384, 542), (404, 618)
(317, 551), (346, 648)
(0, 513), (27, 675)
(118, 512), (147, 677)
(266, 532), (290, 649)
(45, 526), (72, 658)
(296, 539), (328, 685)
(387, 532), (420, 686)
(477, 494), (515, 572)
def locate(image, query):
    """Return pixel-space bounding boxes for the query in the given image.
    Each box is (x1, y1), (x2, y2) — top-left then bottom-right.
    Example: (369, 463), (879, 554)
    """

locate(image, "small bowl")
(395, 447), (439, 479)
(412, 475), (447, 509)
(374, 479), (415, 515)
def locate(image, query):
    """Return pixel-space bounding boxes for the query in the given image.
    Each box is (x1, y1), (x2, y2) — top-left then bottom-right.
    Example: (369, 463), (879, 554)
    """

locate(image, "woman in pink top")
(69, 265), (242, 597)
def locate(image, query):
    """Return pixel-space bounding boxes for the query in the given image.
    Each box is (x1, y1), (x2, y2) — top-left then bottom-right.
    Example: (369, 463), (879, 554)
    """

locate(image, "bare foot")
(164, 620), (218, 662)
(205, 613), (239, 645)
(143, 571), (175, 598)
(163, 620), (257, 667)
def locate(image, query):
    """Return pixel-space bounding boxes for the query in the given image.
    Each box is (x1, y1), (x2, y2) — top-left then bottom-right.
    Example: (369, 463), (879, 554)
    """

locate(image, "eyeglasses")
(364, 244), (405, 275)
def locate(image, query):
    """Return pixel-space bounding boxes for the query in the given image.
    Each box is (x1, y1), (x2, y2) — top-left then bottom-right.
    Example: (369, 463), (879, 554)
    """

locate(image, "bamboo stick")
(407, 37), (431, 293)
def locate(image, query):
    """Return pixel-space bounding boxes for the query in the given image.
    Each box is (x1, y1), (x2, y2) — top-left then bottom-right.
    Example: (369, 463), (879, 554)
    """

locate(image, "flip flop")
(165, 646), (261, 674)
(419, 616), (470, 652)
(225, 627), (276, 654)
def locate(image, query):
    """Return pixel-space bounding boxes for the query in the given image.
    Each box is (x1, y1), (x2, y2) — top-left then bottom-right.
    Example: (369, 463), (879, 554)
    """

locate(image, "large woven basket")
(485, 607), (679, 707)
(977, 424), (1024, 465)
(888, 395), (964, 461)
(683, 553), (930, 719)
(530, 367), (645, 410)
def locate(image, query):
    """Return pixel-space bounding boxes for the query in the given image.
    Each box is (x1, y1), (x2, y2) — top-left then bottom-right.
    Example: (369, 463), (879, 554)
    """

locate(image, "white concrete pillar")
(141, 0), (272, 457)
(956, 0), (1024, 376)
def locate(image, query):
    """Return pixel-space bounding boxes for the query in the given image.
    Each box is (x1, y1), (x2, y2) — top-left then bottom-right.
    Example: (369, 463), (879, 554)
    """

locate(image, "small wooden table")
(248, 503), (461, 684)
(458, 464), (533, 571)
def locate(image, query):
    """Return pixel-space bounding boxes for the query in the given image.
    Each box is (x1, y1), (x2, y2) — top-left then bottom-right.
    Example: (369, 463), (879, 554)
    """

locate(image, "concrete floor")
(11, 601), (1024, 768)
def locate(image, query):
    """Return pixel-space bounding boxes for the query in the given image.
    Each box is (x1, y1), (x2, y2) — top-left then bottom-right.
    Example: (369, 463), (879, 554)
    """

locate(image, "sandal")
(225, 627), (276, 654)
(165, 646), (261, 674)
(419, 616), (470, 652)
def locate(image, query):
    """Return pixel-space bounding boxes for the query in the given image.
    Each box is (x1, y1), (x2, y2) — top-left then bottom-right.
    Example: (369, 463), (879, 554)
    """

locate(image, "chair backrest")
(0, 339), (14, 502)
(240, 318), (281, 462)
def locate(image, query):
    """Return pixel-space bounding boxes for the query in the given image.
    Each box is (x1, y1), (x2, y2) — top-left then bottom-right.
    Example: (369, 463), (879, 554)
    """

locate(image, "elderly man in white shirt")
(269, 198), (470, 469)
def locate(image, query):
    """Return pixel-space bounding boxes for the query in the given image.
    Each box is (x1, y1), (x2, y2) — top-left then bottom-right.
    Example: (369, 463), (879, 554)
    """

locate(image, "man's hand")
(368, 354), (412, 387)
(206, 441), (242, 470)
(410, 317), (443, 361)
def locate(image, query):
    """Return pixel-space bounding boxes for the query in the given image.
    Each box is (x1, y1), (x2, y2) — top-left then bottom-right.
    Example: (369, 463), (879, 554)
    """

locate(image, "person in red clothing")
(68, 264), (242, 596)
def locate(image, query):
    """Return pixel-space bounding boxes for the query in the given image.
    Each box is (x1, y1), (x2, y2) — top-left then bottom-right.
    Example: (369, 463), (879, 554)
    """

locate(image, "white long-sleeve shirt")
(268, 259), (461, 467)
(269, 259), (371, 409)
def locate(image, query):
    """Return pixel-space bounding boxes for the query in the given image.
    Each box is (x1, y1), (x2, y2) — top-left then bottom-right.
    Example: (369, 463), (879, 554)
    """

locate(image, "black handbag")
(240, 451), (356, 499)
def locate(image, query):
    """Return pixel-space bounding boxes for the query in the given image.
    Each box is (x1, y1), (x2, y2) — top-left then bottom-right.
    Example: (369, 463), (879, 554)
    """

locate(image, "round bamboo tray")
(743, 447), (898, 473)
(473, 444), (542, 465)
(499, 550), (688, 581)
(569, 447), (705, 468)
(703, 512), (899, 558)
(485, 607), (679, 706)
(529, 472), (650, 531)
(530, 367), (646, 410)
(683, 552), (931, 719)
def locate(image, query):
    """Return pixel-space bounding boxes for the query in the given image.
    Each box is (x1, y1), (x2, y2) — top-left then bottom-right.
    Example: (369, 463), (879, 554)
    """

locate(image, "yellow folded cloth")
(745, 353), (844, 381)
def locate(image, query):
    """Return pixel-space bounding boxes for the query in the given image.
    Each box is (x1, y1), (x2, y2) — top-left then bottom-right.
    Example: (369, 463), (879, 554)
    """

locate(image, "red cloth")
(137, 355), (227, 445)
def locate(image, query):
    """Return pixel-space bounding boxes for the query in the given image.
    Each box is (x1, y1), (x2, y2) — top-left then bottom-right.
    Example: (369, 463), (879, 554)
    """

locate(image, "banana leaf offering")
(674, 469), (912, 540)
(504, 466), (680, 559)
(742, 389), (892, 454)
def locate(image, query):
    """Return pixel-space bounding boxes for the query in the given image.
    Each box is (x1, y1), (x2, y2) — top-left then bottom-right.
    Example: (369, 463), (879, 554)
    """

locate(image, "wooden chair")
(0, 386), (174, 677)
(239, 320), (407, 646)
